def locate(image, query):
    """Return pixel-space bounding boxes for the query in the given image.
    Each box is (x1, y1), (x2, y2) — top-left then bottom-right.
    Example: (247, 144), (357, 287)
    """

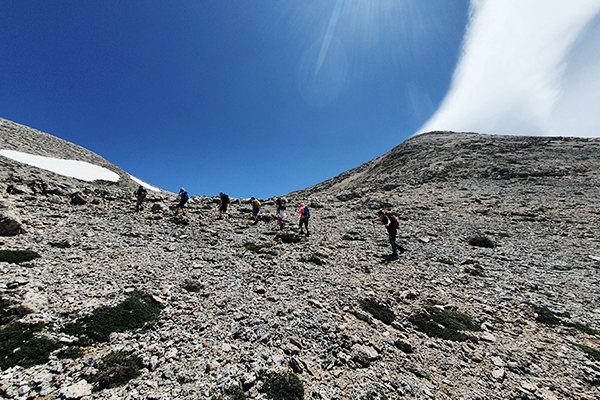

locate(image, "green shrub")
(527, 303), (560, 325)
(259, 370), (304, 400)
(213, 387), (248, 400)
(82, 290), (163, 342)
(566, 322), (600, 336)
(468, 236), (495, 248)
(360, 391), (389, 400)
(171, 216), (189, 225)
(0, 250), (41, 263)
(56, 346), (85, 360)
(359, 298), (395, 325)
(244, 242), (273, 253)
(0, 321), (61, 369)
(0, 297), (65, 369)
(183, 279), (204, 292)
(570, 342), (600, 362)
(410, 303), (481, 341)
(49, 241), (71, 248)
(88, 352), (140, 390)
(299, 256), (323, 265)
(275, 234), (300, 244)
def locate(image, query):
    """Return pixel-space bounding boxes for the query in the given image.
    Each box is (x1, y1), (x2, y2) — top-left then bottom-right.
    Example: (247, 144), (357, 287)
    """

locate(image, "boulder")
(0, 209), (25, 236)
(71, 193), (87, 205)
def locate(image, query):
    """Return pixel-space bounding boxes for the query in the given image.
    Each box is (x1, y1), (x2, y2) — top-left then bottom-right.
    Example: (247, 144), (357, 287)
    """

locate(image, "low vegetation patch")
(360, 391), (389, 400)
(342, 233), (363, 241)
(526, 302), (561, 325)
(49, 241), (71, 248)
(259, 370), (304, 400)
(244, 242), (273, 253)
(570, 342), (600, 362)
(213, 387), (248, 400)
(0, 249), (41, 263)
(299, 256), (323, 266)
(468, 236), (495, 248)
(525, 302), (600, 335)
(75, 290), (163, 343)
(0, 297), (62, 369)
(359, 298), (395, 325)
(170, 216), (189, 226)
(87, 351), (140, 390)
(275, 233), (301, 244)
(183, 279), (204, 292)
(410, 302), (481, 341)
(56, 346), (85, 360)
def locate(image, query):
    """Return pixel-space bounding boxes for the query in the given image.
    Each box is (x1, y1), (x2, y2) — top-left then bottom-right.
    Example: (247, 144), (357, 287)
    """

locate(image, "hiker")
(373, 211), (405, 257)
(134, 185), (147, 212)
(175, 188), (189, 215)
(219, 192), (230, 218)
(275, 198), (286, 230)
(295, 203), (310, 236)
(250, 197), (261, 223)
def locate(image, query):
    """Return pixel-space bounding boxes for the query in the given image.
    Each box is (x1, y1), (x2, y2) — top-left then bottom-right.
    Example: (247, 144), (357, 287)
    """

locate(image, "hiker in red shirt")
(295, 203), (310, 236)
(374, 211), (405, 257)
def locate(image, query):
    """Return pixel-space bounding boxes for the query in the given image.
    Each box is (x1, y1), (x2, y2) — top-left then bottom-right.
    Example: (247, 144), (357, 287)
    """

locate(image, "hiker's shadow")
(379, 254), (399, 263)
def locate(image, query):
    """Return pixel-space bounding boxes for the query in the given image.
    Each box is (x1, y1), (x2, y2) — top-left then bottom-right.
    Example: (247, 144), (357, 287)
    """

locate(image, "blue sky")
(1, 1), (469, 197)
(2, 1), (599, 198)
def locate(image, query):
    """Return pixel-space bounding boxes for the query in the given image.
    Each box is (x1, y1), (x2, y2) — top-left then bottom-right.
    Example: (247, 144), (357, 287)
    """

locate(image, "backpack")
(279, 202), (286, 211)
(254, 200), (261, 208)
(386, 212), (399, 228)
(181, 192), (189, 202)
(304, 206), (310, 218)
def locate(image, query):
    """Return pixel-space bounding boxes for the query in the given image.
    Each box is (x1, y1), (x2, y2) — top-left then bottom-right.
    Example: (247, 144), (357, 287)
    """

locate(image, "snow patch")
(0, 149), (119, 182)
(129, 174), (162, 192)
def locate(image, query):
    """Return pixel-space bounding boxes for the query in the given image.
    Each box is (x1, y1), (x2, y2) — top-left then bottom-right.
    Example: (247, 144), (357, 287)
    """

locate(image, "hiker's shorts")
(252, 208), (260, 216)
(299, 217), (309, 229)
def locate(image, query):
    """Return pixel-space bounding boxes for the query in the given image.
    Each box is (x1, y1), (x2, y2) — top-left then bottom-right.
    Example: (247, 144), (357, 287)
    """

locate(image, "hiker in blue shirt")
(175, 188), (189, 215)
(250, 197), (261, 223)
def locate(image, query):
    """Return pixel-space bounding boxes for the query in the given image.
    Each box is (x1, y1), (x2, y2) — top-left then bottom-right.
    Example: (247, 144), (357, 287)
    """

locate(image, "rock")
(59, 380), (92, 399)
(70, 193), (87, 205)
(351, 344), (380, 367)
(152, 202), (166, 213)
(0, 209), (24, 236)
(491, 368), (505, 382)
(394, 339), (414, 354)
(354, 309), (375, 325)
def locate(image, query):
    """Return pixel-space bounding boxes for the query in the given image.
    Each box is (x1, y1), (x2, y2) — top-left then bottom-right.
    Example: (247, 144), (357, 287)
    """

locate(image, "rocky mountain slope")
(1, 119), (600, 400)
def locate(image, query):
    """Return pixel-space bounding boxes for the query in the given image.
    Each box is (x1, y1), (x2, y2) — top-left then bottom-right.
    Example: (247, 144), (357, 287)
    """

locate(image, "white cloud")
(420, 0), (600, 137)
(0, 149), (120, 182)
